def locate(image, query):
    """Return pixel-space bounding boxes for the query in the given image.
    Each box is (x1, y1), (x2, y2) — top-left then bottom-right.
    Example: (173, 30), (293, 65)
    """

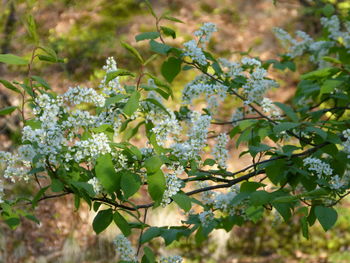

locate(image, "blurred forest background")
(1, 0), (350, 262)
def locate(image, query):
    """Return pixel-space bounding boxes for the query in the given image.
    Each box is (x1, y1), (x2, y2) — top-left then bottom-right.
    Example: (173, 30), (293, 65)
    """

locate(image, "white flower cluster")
(22, 125), (66, 164)
(33, 94), (64, 125)
(343, 129), (350, 158)
(194, 22), (217, 48)
(219, 58), (244, 79)
(213, 185), (240, 215)
(212, 133), (229, 169)
(0, 179), (3, 203)
(0, 151), (30, 183)
(183, 40), (207, 66)
(73, 133), (111, 162)
(182, 74), (228, 112)
(161, 165), (184, 206)
(63, 86), (105, 107)
(160, 255), (183, 263)
(113, 234), (137, 262)
(273, 28), (313, 58)
(231, 108), (244, 124)
(274, 16), (350, 67)
(261, 98), (281, 118)
(198, 210), (214, 227)
(172, 112), (212, 161)
(100, 56), (124, 95)
(151, 111), (181, 147)
(303, 157), (333, 178)
(87, 177), (103, 194)
(329, 174), (349, 190)
(242, 65), (278, 104)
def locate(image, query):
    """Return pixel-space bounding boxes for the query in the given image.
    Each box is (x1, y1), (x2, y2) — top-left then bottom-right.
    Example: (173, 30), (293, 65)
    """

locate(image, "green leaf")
(315, 206), (338, 231)
(250, 191), (271, 206)
(272, 202), (292, 221)
(120, 171), (141, 199)
(144, 54), (159, 66)
(145, 156), (163, 173)
(149, 40), (171, 55)
(95, 154), (120, 194)
(300, 216), (309, 239)
(172, 193), (191, 212)
(141, 227), (161, 244)
(123, 91), (140, 116)
(32, 186), (50, 208)
(105, 94), (128, 107)
(0, 54), (28, 65)
(32, 76), (50, 90)
(144, 0), (157, 18)
(121, 41), (143, 63)
(26, 15), (39, 44)
(161, 57), (181, 83)
(240, 182), (262, 193)
(51, 179), (64, 192)
(105, 69), (135, 84)
(113, 211), (131, 236)
(320, 79), (342, 96)
(301, 67), (339, 80)
(147, 170), (166, 204)
(273, 102), (298, 122)
(0, 106), (17, 116)
(144, 98), (170, 116)
(0, 79), (21, 93)
(5, 217), (20, 229)
(273, 122), (299, 133)
(160, 26), (176, 39)
(322, 4), (335, 17)
(136, 32), (160, 42)
(143, 246), (156, 263)
(161, 15), (184, 23)
(93, 209), (113, 234)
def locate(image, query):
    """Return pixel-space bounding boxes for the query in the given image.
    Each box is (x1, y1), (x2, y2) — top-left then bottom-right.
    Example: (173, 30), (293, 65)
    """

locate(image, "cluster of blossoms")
(274, 15), (350, 68)
(260, 97), (281, 119)
(159, 255), (183, 263)
(161, 164), (184, 206)
(142, 84), (181, 147)
(212, 133), (229, 169)
(72, 133), (111, 163)
(182, 74), (228, 112)
(303, 157), (333, 178)
(194, 22), (217, 48)
(183, 40), (207, 66)
(114, 235), (137, 262)
(241, 58), (278, 104)
(200, 184), (241, 216)
(171, 111), (212, 161)
(183, 22), (217, 65)
(343, 129), (350, 158)
(63, 86), (105, 107)
(0, 151), (31, 183)
(99, 56), (123, 95)
(87, 177), (103, 195)
(198, 210), (215, 227)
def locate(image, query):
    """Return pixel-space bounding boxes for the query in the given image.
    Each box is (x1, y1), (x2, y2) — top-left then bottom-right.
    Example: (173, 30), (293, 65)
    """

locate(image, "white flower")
(198, 210), (214, 227)
(194, 22), (217, 48)
(212, 133), (229, 169)
(160, 255), (183, 263)
(261, 98), (281, 118)
(100, 56), (124, 95)
(161, 165), (184, 206)
(73, 133), (111, 162)
(88, 177), (103, 194)
(303, 157), (333, 178)
(183, 40), (207, 66)
(64, 86), (105, 107)
(113, 234), (137, 262)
